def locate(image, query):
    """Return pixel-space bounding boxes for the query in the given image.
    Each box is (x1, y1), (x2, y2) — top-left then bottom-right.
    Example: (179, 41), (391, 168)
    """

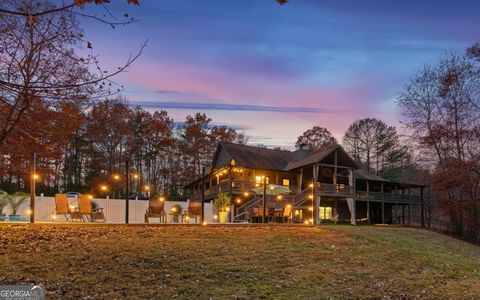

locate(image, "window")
(255, 176), (269, 184)
(319, 207), (332, 220)
(282, 178), (290, 186)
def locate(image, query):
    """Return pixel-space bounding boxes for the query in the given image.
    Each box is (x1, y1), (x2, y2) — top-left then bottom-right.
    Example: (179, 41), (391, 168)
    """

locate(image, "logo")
(0, 285), (45, 300)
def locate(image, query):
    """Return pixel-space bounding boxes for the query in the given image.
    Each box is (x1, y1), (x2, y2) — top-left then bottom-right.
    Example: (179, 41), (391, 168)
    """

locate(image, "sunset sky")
(83, 0), (480, 148)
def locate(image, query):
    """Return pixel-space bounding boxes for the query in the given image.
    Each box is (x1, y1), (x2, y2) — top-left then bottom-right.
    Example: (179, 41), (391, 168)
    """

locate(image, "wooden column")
(298, 169), (303, 193)
(366, 181), (370, 224)
(275, 172), (279, 185)
(333, 150), (338, 186)
(420, 186), (425, 228)
(313, 163), (320, 225)
(408, 187), (411, 225)
(381, 182), (385, 224)
(394, 184), (398, 224)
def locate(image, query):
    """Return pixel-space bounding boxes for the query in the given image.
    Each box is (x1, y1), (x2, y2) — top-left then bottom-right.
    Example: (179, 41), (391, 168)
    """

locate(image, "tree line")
(0, 97), (246, 198)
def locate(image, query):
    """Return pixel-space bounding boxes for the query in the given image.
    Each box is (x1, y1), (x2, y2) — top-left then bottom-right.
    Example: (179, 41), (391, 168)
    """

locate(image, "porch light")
(277, 195), (282, 200)
(133, 174), (139, 180)
(144, 185), (150, 191)
(32, 174), (40, 180)
(100, 185), (108, 192)
(88, 195), (93, 199)
(269, 186), (274, 190)
(286, 204), (291, 208)
(304, 220), (309, 224)
(308, 195), (313, 199)
(159, 197), (165, 202)
(51, 214), (57, 220)
(69, 204), (75, 210)
(236, 198), (241, 204)
(309, 183), (314, 188)
(226, 207), (231, 212)
(308, 206), (313, 211)
(202, 221), (207, 226)
(244, 192), (249, 197)
(113, 174), (120, 180)
(213, 214), (218, 219)
(26, 209), (32, 215)
(171, 207), (177, 212)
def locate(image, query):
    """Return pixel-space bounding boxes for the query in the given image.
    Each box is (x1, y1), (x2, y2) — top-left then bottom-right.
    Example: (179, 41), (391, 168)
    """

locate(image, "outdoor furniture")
(54, 193), (83, 221)
(79, 195), (106, 222)
(54, 194), (72, 221)
(145, 199), (166, 223)
(182, 201), (201, 223)
(274, 205), (292, 223)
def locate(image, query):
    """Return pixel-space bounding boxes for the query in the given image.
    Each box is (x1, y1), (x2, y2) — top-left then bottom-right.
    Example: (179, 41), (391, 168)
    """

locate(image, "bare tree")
(0, 0), (145, 145)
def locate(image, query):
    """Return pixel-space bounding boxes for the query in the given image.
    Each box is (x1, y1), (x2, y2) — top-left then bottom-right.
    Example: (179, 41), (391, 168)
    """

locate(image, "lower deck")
(233, 196), (420, 225)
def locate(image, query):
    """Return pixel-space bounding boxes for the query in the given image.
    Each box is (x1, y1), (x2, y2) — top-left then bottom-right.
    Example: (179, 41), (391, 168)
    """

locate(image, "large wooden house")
(185, 142), (425, 225)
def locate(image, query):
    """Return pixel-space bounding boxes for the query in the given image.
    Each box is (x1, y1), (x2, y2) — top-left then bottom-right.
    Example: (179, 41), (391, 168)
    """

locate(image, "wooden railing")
(190, 179), (299, 199)
(317, 183), (355, 196)
(356, 192), (421, 203)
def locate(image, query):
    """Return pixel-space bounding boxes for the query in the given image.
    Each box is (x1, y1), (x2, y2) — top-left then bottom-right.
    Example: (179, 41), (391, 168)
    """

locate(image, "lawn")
(0, 224), (479, 299)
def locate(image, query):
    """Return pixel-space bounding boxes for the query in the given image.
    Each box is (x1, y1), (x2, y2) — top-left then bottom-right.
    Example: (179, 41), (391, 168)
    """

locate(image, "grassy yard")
(0, 224), (479, 299)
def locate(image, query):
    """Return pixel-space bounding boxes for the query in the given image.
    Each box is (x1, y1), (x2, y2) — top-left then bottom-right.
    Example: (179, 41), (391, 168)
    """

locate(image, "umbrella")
(252, 184), (291, 195)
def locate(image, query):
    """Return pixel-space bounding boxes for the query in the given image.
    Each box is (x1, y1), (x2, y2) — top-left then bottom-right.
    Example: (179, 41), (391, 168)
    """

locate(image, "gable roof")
(284, 145), (361, 170)
(216, 142), (293, 171)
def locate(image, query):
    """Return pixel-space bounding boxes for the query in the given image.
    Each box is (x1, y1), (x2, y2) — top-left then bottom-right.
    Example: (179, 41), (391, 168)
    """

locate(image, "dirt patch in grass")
(0, 224), (479, 299)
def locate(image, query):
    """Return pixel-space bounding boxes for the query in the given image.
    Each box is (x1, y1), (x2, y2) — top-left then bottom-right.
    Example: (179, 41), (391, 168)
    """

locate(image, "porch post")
(262, 176), (267, 223)
(381, 182), (385, 224)
(408, 186), (411, 225)
(366, 181), (370, 224)
(313, 163), (320, 225)
(333, 150), (338, 186)
(420, 186), (425, 228)
(29, 152), (36, 223)
(394, 184), (398, 224)
(298, 169), (303, 193)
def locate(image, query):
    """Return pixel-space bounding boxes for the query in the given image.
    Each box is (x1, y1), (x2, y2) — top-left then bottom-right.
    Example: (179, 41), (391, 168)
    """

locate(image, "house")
(185, 142), (425, 225)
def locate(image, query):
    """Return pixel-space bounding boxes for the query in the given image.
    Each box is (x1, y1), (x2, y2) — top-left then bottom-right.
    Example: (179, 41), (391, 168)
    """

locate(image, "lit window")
(255, 176), (269, 184)
(319, 207), (332, 220)
(282, 179), (290, 186)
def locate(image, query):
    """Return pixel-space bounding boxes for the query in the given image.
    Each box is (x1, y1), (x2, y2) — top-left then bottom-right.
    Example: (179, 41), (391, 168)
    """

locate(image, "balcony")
(190, 179), (301, 200)
(317, 183), (355, 197)
(356, 191), (421, 204)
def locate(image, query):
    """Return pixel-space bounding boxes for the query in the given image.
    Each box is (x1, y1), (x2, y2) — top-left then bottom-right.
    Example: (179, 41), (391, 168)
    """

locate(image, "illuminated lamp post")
(29, 152), (37, 223)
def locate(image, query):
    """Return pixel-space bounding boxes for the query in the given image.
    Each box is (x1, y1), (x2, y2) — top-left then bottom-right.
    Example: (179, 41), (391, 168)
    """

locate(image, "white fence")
(4, 196), (214, 224)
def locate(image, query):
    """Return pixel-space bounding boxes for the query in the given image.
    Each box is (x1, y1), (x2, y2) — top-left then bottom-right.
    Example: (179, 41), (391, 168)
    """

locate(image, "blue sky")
(82, 0), (480, 148)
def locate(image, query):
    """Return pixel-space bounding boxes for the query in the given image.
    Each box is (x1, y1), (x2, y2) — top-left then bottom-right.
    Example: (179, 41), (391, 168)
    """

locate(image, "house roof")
(185, 142), (424, 188)
(284, 145), (361, 171)
(219, 142), (293, 171)
(354, 168), (391, 182)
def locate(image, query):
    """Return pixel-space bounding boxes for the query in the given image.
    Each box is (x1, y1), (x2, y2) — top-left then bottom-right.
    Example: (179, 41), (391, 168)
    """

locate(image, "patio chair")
(183, 201), (201, 223)
(79, 195), (106, 222)
(54, 194), (71, 221)
(145, 198), (166, 223)
(54, 194), (83, 221)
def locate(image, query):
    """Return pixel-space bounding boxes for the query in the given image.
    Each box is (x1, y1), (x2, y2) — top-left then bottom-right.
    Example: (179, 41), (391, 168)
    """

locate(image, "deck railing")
(356, 191), (421, 204)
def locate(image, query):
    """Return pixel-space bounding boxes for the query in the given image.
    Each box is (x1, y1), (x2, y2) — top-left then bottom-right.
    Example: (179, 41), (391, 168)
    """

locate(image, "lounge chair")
(54, 194), (71, 221)
(145, 198), (166, 223)
(79, 195), (106, 222)
(182, 201), (201, 223)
